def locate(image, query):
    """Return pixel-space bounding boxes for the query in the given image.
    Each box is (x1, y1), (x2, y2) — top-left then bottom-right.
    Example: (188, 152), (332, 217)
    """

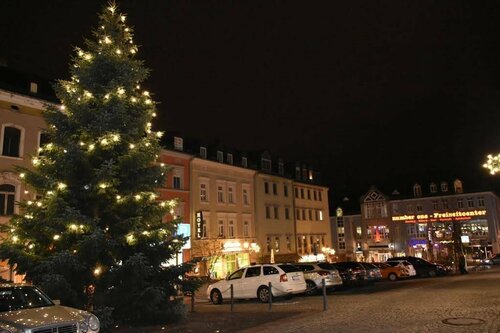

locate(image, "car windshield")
(0, 286), (54, 312)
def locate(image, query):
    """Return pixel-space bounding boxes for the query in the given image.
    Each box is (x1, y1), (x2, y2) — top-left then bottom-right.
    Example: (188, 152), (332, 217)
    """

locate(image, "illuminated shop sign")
(195, 211), (204, 239)
(177, 223), (191, 249)
(392, 210), (487, 223)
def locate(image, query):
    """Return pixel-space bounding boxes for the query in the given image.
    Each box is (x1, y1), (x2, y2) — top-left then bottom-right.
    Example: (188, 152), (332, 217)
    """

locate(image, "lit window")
(319, 211), (323, 221)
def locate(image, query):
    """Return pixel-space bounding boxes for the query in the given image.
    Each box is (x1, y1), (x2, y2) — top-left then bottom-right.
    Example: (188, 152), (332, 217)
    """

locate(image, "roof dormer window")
(440, 182), (448, 192)
(261, 158), (271, 172)
(200, 146), (207, 159)
(430, 183), (437, 193)
(173, 136), (183, 151)
(30, 82), (38, 94)
(413, 184), (422, 198)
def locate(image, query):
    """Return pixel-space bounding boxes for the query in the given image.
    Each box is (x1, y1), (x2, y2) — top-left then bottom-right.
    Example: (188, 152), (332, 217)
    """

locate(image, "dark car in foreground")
(387, 256), (447, 277)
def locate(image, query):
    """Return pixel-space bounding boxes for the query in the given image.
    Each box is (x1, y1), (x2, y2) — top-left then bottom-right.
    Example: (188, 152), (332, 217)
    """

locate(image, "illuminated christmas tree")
(0, 1), (195, 326)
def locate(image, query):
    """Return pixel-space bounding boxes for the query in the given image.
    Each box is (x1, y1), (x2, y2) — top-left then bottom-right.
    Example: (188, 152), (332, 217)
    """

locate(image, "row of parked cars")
(207, 256), (450, 304)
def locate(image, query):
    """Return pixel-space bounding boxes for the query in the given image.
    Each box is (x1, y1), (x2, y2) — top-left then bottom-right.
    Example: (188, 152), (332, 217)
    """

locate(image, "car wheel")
(257, 286), (272, 303)
(428, 270), (437, 278)
(388, 273), (398, 281)
(210, 289), (223, 305)
(305, 280), (317, 296)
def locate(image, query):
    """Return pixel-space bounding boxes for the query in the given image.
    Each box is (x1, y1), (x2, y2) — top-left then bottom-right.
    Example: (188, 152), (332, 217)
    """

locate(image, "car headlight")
(80, 314), (100, 332)
(88, 314), (99, 331)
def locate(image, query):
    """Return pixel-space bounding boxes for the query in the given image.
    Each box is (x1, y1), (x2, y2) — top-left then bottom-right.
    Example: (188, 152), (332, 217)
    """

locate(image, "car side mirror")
(53, 299), (61, 305)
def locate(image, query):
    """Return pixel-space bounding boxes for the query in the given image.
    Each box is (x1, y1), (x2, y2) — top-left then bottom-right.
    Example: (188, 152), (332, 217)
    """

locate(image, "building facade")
(0, 71), (56, 282)
(293, 181), (333, 262)
(189, 153), (258, 279)
(158, 145), (192, 265)
(331, 180), (500, 264)
(254, 170), (297, 264)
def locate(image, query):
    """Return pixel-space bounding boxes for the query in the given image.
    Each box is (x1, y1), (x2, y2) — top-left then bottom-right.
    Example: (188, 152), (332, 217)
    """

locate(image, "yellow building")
(293, 180), (333, 262)
(253, 158), (298, 263)
(190, 150), (257, 279)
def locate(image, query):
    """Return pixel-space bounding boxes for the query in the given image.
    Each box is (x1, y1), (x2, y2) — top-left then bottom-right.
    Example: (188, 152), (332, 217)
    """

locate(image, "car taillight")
(280, 273), (288, 282)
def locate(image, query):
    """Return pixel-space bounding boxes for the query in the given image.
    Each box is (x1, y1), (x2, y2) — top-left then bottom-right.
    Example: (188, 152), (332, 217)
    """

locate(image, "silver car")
(0, 283), (100, 333)
(293, 263), (343, 295)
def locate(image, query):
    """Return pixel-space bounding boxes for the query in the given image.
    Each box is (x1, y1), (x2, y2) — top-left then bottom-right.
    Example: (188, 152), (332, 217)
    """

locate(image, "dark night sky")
(3, 0), (500, 210)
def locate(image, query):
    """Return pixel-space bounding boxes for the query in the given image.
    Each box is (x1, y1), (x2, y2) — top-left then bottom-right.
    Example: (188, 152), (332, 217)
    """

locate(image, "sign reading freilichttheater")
(392, 210), (487, 223)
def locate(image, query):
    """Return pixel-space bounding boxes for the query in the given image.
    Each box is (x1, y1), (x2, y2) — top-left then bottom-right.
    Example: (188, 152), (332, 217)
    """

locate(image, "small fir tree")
(0, 1), (197, 326)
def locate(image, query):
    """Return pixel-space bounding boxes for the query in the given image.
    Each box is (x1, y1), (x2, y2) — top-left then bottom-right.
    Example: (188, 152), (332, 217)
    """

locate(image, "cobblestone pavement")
(236, 266), (500, 333)
(114, 266), (499, 332)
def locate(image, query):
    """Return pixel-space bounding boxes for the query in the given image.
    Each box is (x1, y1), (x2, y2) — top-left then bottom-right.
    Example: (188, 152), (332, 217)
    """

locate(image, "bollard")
(268, 282), (272, 311)
(191, 291), (195, 312)
(230, 284), (234, 312)
(322, 278), (327, 311)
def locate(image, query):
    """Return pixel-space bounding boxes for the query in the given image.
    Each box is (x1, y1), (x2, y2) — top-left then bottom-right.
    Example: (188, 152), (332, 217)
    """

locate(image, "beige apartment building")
(254, 172), (297, 263)
(293, 181), (333, 261)
(190, 152), (257, 279)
